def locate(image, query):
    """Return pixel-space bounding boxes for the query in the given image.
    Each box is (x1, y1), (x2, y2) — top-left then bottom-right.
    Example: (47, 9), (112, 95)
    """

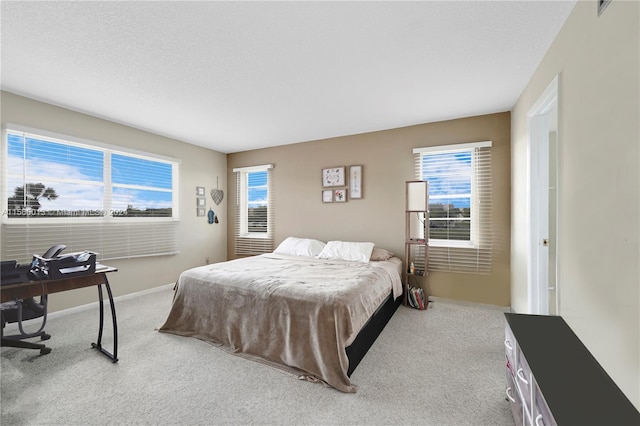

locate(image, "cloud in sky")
(422, 151), (472, 208)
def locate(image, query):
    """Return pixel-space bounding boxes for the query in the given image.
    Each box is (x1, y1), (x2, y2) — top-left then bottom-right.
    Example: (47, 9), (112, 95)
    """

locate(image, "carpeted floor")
(1, 287), (514, 425)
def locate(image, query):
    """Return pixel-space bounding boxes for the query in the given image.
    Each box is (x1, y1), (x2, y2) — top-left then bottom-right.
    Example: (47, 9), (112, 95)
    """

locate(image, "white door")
(527, 76), (559, 315)
(547, 111), (558, 316)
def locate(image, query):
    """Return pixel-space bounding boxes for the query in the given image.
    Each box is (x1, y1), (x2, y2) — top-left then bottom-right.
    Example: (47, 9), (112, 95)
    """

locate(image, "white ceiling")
(1, 1), (576, 154)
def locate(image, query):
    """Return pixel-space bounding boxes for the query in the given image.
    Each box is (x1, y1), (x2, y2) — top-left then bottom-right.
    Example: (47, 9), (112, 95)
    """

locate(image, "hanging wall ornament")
(208, 208), (215, 224)
(211, 176), (224, 205)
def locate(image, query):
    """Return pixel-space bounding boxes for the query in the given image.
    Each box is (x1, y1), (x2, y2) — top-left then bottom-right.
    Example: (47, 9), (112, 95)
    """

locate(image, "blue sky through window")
(9, 134), (104, 181)
(7, 132), (173, 214)
(422, 151), (472, 208)
(247, 171), (267, 206)
(112, 154), (172, 188)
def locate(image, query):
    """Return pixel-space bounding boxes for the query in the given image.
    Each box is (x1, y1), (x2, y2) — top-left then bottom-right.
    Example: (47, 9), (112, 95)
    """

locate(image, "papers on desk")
(95, 263), (109, 272)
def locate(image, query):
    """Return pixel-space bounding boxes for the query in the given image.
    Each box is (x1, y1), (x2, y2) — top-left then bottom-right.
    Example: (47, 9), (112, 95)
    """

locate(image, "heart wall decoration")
(211, 176), (224, 205)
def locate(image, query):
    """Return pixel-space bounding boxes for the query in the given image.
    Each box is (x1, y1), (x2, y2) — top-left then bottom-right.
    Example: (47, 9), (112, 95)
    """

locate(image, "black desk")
(1, 265), (119, 362)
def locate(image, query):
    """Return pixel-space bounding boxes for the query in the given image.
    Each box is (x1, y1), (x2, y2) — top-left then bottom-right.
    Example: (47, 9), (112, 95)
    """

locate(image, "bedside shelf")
(404, 181), (429, 308)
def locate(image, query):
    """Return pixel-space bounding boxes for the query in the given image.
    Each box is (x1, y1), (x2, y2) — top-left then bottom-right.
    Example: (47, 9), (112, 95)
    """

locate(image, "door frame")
(527, 75), (559, 315)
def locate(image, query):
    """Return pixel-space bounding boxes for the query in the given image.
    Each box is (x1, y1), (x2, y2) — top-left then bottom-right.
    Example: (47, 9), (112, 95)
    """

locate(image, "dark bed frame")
(345, 293), (402, 377)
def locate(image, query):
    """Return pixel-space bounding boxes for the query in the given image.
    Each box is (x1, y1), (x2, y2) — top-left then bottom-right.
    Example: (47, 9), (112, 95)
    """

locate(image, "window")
(233, 164), (274, 255)
(111, 153), (174, 218)
(2, 125), (179, 261)
(413, 141), (492, 274)
(421, 150), (473, 245)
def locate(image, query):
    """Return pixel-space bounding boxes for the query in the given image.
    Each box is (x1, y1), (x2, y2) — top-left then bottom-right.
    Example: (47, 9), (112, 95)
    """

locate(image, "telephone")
(42, 244), (67, 259)
(29, 245), (67, 280)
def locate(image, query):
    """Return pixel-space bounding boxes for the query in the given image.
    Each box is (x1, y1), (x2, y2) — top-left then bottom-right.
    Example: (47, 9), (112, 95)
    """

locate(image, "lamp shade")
(406, 181), (428, 211)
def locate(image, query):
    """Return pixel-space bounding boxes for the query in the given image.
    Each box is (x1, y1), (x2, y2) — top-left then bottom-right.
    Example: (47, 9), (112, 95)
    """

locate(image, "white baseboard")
(47, 282), (175, 320)
(428, 296), (511, 312)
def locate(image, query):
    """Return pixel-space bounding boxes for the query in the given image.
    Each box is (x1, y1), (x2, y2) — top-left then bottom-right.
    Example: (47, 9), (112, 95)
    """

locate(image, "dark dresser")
(504, 313), (640, 426)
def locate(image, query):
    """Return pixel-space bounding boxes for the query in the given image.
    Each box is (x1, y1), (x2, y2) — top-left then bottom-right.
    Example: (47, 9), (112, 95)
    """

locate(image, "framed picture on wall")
(196, 186), (205, 196)
(322, 190), (333, 203)
(322, 166), (346, 187)
(349, 165), (363, 199)
(334, 188), (347, 203)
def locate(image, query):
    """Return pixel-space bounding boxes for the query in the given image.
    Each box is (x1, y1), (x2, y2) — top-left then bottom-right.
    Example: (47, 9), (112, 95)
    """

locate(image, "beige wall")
(0, 91), (228, 312)
(228, 112), (511, 306)
(511, 1), (639, 407)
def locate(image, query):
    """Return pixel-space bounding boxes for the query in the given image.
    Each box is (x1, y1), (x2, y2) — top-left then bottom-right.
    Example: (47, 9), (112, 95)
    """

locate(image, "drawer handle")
(535, 414), (544, 426)
(516, 368), (529, 385)
(504, 339), (513, 351)
(505, 387), (516, 403)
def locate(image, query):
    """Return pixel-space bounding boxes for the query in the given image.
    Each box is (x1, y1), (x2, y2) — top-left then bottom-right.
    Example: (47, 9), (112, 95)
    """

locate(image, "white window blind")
(2, 125), (179, 262)
(233, 164), (274, 255)
(413, 141), (493, 274)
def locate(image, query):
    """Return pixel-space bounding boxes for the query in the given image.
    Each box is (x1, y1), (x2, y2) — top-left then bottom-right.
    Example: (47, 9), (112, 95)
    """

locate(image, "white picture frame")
(322, 190), (333, 203)
(322, 166), (346, 187)
(349, 165), (363, 199)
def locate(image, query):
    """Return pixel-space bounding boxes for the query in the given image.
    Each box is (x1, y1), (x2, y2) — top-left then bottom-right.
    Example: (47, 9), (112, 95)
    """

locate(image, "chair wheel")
(40, 347), (51, 355)
(41, 333), (51, 341)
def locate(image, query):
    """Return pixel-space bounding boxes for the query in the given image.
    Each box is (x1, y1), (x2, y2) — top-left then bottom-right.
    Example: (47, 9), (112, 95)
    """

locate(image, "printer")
(31, 251), (97, 280)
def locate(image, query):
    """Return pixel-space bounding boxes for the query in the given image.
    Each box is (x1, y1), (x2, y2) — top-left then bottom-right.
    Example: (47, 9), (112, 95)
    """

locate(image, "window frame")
(2, 124), (180, 225)
(233, 164), (274, 256)
(238, 168), (270, 238)
(418, 147), (476, 249)
(414, 140), (494, 274)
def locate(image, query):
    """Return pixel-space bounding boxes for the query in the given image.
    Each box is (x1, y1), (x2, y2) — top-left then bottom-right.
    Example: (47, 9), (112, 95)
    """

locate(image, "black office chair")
(1, 244), (66, 355)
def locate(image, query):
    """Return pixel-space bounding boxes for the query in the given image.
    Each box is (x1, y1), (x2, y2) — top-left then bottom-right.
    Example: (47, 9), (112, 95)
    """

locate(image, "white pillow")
(316, 241), (375, 263)
(273, 237), (326, 257)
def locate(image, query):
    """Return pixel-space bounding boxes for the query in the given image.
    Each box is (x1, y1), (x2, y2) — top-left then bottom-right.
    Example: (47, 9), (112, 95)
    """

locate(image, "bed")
(158, 238), (403, 393)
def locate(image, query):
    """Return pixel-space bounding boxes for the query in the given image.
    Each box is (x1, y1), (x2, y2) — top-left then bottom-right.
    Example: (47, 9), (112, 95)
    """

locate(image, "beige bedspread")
(158, 253), (402, 393)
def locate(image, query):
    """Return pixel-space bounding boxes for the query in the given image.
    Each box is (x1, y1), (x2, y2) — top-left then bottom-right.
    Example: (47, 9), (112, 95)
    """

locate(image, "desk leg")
(91, 276), (118, 362)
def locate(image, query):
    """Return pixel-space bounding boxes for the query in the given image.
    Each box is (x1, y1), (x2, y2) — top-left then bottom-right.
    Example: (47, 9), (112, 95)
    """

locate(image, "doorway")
(527, 75), (559, 315)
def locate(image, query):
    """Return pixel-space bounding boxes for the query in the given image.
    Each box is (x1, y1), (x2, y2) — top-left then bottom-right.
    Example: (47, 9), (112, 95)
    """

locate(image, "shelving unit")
(404, 180), (429, 308)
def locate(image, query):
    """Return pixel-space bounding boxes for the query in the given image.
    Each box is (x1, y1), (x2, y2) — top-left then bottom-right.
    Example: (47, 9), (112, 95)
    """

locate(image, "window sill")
(429, 240), (477, 249)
